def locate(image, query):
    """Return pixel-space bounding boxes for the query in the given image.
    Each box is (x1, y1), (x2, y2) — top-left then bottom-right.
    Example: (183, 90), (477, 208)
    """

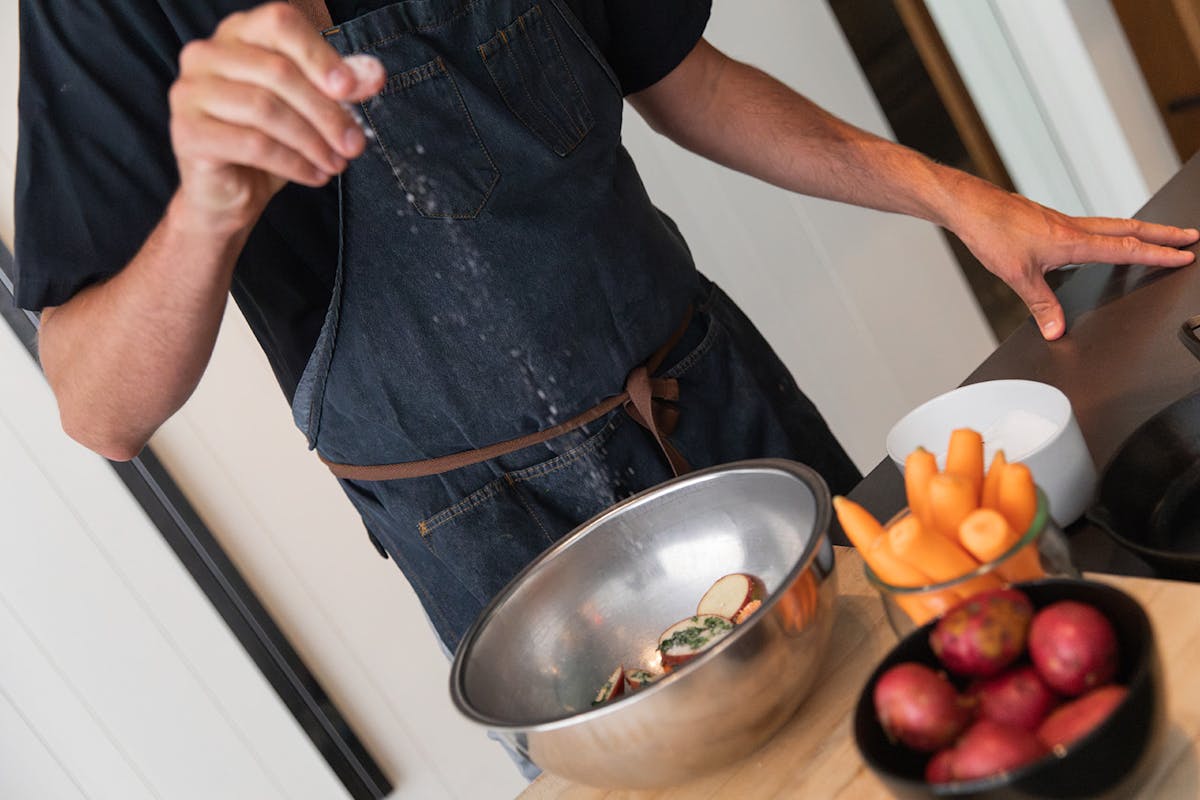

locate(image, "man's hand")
(169, 2), (385, 232)
(946, 179), (1199, 340)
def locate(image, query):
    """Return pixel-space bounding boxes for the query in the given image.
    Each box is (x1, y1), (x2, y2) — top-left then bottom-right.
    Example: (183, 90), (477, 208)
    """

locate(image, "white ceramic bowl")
(886, 380), (1097, 525)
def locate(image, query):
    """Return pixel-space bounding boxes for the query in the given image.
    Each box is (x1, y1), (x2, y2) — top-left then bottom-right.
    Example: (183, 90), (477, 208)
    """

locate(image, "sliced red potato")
(624, 668), (661, 691)
(658, 614), (735, 667)
(592, 665), (625, 706)
(733, 599), (762, 625)
(697, 573), (766, 619)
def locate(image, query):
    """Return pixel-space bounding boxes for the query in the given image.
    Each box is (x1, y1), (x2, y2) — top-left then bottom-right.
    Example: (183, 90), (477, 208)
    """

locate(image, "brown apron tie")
(320, 307), (695, 481)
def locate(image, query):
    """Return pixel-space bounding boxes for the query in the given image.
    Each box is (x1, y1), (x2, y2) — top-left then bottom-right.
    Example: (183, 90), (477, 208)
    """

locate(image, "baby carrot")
(998, 462), (1038, 535)
(981, 449), (1008, 510)
(958, 508), (1046, 584)
(889, 514), (980, 583)
(864, 536), (941, 624)
(890, 513), (1003, 597)
(867, 529), (931, 587)
(833, 496), (887, 552)
(904, 447), (938, 533)
(929, 473), (978, 542)
(945, 428), (985, 504)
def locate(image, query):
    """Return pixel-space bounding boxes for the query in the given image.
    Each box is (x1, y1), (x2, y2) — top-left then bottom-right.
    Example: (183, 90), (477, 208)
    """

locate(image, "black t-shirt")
(14, 0), (711, 400)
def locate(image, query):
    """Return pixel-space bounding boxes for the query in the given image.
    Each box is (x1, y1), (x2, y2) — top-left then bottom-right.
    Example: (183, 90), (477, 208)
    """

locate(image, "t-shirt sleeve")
(14, 1), (182, 311)
(603, 0), (712, 95)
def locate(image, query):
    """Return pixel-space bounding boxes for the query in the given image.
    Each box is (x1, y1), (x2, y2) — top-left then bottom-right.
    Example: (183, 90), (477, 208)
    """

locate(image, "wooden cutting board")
(518, 546), (1200, 799)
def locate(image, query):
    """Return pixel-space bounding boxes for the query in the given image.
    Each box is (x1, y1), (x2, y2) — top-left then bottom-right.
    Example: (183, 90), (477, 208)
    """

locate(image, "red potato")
(1028, 601), (1118, 696)
(733, 599), (762, 625)
(930, 588), (1034, 678)
(657, 614), (735, 668)
(1038, 685), (1128, 750)
(697, 573), (765, 619)
(972, 665), (1059, 731)
(592, 666), (625, 706)
(874, 662), (972, 752)
(925, 748), (957, 784)
(951, 719), (1048, 781)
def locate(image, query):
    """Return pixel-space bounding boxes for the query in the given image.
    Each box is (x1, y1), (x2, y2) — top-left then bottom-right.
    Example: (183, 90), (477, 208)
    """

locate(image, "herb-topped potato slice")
(624, 668), (661, 691)
(658, 614), (735, 668)
(592, 665), (625, 706)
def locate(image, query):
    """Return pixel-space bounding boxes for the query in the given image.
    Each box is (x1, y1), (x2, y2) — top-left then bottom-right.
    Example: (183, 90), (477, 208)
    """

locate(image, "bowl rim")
(853, 577), (1158, 795)
(862, 488), (1052, 595)
(448, 458), (833, 733)
(885, 379), (1073, 469)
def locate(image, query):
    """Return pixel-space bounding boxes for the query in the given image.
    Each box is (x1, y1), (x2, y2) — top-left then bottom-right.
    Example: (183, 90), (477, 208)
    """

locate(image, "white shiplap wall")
(0, 319), (354, 800)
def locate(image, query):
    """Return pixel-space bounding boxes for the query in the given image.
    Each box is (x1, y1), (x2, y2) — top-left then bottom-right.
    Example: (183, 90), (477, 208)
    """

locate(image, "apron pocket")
(361, 56), (499, 219)
(478, 4), (595, 156)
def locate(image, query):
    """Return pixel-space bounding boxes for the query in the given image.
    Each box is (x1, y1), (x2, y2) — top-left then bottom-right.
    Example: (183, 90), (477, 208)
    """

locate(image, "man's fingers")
(1010, 273), (1067, 341)
(189, 39), (366, 159)
(341, 54), (387, 101)
(1073, 216), (1200, 248)
(223, 3), (355, 99)
(176, 114), (330, 188)
(182, 77), (346, 175)
(1067, 233), (1197, 268)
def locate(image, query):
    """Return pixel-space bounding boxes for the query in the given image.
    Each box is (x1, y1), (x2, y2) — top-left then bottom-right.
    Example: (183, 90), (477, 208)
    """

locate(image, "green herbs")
(659, 616), (733, 653)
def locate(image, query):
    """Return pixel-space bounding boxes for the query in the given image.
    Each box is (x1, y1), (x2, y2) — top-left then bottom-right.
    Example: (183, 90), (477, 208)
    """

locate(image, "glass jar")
(864, 488), (1078, 636)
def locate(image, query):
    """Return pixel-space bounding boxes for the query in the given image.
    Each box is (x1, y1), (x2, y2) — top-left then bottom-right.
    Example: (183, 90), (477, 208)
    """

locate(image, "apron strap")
(321, 307), (695, 481)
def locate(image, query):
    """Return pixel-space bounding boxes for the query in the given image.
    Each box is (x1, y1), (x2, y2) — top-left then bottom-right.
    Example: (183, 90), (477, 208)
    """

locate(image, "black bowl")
(853, 580), (1164, 799)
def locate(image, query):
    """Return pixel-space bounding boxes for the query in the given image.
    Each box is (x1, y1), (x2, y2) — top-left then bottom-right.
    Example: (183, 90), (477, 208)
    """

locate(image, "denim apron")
(294, 0), (861, 651)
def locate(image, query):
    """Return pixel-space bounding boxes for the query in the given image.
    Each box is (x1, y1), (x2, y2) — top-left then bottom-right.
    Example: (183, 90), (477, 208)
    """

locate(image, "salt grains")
(981, 409), (1060, 463)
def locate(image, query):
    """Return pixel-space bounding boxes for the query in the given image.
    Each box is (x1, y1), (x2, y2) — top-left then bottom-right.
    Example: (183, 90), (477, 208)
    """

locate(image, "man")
(16, 0), (1197, 653)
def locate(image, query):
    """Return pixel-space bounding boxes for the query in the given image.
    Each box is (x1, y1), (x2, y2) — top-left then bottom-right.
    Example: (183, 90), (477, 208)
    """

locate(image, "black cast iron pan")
(1087, 316), (1200, 579)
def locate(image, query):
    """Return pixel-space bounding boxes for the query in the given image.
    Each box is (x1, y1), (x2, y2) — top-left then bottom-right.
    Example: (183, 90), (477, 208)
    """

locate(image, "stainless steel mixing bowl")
(449, 459), (838, 789)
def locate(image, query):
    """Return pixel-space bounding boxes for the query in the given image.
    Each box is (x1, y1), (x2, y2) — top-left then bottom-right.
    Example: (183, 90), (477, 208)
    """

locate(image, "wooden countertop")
(519, 546), (1200, 799)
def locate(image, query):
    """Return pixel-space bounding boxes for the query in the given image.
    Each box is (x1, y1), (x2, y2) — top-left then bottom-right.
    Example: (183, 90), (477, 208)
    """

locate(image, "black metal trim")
(0, 248), (392, 799)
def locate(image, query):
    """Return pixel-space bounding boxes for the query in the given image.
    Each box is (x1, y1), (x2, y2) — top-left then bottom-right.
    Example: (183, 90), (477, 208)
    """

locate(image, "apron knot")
(623, 364), (690, 477)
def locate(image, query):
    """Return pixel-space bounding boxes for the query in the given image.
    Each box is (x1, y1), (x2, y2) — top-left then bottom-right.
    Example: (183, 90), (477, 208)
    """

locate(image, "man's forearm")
(39, 191), (247, 460)
(630, 40), (980, 234)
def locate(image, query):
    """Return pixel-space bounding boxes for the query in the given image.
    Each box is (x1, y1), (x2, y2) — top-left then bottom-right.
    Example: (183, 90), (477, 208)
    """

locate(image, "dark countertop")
(842, 153), (1200, 577)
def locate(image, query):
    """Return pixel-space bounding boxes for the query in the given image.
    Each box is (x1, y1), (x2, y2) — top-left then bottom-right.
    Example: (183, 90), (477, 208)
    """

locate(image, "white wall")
(0, 309), (353, 799)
